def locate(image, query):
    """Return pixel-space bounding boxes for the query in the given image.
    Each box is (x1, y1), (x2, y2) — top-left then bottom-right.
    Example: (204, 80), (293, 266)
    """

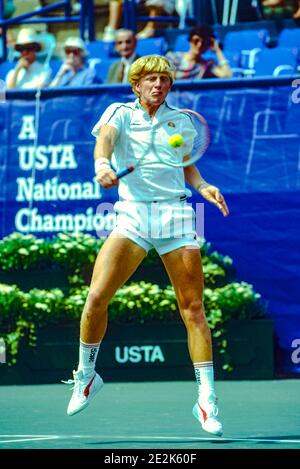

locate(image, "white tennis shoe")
(66, 370), (103, 416)
(192, 398), (223, 437)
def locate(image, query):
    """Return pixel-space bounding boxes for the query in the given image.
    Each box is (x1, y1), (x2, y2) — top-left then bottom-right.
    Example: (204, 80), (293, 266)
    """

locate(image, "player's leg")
(161, 245), (211, 363)
(161, 245), (223, 436)
(67, 233), (147, 416)
(81, 232), (146, 342)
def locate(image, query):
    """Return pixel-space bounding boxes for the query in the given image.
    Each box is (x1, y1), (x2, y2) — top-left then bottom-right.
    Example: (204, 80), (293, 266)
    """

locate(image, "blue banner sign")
(1, 78), (300, 376)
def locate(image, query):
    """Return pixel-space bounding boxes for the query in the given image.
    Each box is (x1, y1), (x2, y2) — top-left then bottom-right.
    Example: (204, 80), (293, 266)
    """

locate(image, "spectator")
(5, 28), (51, 89)
(263, 0), (284, 4)
(166, 25), (232, 80)
(137, 0), (176, 38)
(102, 0), (176, 42)
(50, 37), (100, 87)
(102, 0), (122, 42)
(106, 29), (140, 83)
(262, 0), (300, 18)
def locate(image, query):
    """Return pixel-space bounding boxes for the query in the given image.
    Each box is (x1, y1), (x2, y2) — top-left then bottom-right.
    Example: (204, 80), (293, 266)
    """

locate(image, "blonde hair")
(128, 55), (174, 96)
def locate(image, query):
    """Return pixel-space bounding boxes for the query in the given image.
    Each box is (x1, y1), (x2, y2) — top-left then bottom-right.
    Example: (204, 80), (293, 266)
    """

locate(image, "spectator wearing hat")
(5, 28), (51, 90)
(50, 37), (100, 87)
(106, 29), (140, 84)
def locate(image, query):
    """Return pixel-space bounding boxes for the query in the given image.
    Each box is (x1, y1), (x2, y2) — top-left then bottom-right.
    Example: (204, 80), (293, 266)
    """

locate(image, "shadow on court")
(0, 380), (300, 449)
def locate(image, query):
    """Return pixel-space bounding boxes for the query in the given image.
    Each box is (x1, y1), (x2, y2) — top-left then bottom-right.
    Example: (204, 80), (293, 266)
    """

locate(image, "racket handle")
(116, 165), (134, 179)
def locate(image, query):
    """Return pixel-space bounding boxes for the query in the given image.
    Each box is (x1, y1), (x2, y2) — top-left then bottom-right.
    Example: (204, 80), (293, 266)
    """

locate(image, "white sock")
(78, 340), (101, 378)
(193, 361), (216, 402)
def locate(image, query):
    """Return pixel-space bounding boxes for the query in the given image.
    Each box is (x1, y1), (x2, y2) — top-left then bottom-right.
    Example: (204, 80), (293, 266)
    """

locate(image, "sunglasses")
(65, 48), (82, 56)
(15, 43), (39, 52)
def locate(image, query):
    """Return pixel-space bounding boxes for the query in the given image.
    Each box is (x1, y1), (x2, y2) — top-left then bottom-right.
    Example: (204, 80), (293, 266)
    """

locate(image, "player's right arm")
(94, 124), (119, 189)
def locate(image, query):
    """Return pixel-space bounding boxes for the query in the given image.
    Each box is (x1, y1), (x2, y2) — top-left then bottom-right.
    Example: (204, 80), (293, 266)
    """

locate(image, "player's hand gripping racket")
(115, 109), (210, 178)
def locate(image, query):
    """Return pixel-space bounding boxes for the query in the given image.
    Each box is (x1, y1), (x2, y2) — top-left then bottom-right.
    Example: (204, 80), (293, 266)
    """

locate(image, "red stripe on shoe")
(198, 403), (208, 422)
(84, 375), (95, 398)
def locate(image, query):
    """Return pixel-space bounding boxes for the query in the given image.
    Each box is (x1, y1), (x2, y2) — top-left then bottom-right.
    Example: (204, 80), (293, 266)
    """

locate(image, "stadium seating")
(277, 28), (300, 48)
(49, 58), (63, 77)
(91, 58), (119, 83)
(0, 61), (14, 80)
(86, 41), (114, 59)
(223, 49), (240, 69)
(223, 29), (268, 52)
(253, 47), (298, 76)
(136, 37), (167, 56)
(173, 34), (190, 52)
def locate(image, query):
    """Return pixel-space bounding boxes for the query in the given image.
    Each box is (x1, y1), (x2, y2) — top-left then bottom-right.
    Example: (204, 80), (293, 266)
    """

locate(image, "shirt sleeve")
(91, 102), (124, 137)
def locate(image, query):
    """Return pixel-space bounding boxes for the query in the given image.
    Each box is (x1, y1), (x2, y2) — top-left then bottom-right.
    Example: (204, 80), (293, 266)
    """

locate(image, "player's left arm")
(184, 163), (229, 217)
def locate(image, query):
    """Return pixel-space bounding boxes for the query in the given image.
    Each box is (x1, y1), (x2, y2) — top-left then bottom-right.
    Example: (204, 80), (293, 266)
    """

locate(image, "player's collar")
(134, 99), (167, 109)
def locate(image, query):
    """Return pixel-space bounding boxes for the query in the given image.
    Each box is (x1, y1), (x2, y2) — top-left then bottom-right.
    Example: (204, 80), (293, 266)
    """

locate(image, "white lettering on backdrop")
(14, 114), (112, 234)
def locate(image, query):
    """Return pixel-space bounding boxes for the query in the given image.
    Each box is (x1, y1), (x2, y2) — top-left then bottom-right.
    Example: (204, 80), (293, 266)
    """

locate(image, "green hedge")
(0, 281), (263, 369)
(0, 232), (234, 288)
(0, 232), (264, 371)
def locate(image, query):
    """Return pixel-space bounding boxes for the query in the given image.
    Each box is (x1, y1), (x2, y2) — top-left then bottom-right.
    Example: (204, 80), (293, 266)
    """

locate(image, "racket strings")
(116, 109), (210, 178)
(189, 116), (209, 158)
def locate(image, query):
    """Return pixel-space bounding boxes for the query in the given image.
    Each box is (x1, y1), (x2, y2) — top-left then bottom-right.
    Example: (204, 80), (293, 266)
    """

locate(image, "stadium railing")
(122, 0), (200, 33)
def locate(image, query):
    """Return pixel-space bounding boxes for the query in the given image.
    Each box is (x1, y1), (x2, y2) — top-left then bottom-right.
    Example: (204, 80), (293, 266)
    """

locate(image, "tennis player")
(67, 56), (229, 437)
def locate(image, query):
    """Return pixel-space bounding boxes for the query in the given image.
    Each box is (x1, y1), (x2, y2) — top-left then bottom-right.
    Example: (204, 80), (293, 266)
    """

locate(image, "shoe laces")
(61, 379), (75, 389)
(61, 370), (77, 390)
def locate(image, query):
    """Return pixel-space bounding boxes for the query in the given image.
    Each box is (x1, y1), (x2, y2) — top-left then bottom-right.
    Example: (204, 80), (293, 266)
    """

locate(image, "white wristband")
(219, 59), (229, 66)
(94, 158), (110, 174)
(196, 181), (210, 192)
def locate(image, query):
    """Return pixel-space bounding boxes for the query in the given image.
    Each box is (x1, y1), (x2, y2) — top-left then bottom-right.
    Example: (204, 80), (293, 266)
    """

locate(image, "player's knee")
(86, 290), (110, 313)
(183, 300), (206, 326)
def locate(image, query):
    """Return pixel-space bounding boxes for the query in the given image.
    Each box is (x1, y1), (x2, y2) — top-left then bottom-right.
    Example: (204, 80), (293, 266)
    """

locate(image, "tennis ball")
(169, 134), (183, 148)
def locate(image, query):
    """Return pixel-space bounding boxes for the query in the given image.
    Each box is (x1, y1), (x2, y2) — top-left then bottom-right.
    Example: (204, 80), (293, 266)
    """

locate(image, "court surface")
(1, 379), (300, 449)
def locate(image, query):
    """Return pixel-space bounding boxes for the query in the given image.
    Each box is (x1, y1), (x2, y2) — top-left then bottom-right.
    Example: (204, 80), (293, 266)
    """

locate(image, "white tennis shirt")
(92, 99), (196, 202)
(6, 61), (51, 89)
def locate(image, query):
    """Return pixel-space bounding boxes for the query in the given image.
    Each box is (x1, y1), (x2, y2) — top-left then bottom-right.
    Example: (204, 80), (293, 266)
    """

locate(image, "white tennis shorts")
(112, 198), (200, 255)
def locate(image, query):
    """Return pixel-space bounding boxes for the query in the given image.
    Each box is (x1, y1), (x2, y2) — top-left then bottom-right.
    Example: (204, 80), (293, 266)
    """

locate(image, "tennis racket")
(114, 108), (210, 179)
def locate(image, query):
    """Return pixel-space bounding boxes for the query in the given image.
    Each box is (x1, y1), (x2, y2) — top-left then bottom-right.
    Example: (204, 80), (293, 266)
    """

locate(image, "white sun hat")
(63, 37), (88, 56)
(15, 28), (42, 51)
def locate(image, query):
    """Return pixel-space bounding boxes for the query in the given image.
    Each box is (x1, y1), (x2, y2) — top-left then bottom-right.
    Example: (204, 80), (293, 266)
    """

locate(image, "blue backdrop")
(1, 77), (300, 376)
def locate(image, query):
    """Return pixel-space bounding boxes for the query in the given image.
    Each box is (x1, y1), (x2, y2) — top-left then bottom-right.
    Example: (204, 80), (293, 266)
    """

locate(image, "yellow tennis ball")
(169, 134), (183, 148)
